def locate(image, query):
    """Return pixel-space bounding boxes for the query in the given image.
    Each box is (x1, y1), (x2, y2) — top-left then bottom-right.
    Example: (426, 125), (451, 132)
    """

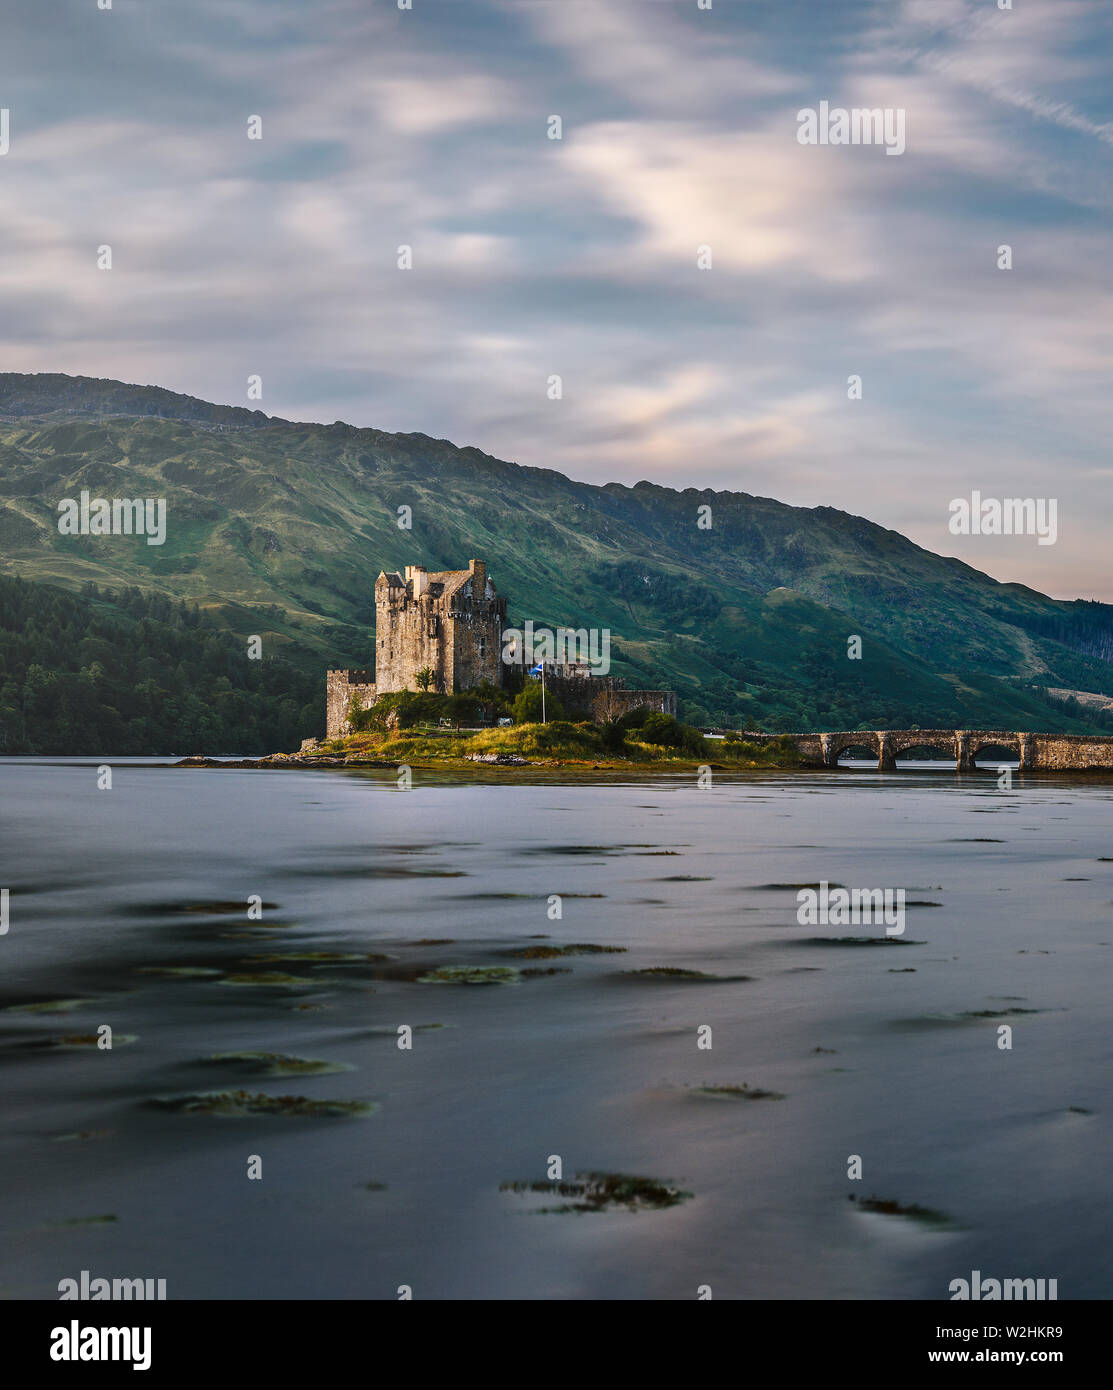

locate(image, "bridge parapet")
(728, 729), (1113, 772)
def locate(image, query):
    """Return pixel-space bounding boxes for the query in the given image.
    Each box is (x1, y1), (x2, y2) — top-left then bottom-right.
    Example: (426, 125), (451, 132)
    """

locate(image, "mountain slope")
(1, 371), (1111, 734)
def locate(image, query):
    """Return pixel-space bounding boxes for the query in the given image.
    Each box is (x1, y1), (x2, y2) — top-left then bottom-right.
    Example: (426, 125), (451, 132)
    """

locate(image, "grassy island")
(175, 689), (808, 772)
(276, 688), (807, 772)
(298, 721), (804, 771)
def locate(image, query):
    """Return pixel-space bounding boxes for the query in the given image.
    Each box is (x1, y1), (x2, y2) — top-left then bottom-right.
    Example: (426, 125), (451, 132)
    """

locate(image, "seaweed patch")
(28, 1034), (138, 1050)
(135, 966), (223, 979)
(205, 1051), (353, 1076)
(691, 1083), (785, 1100)
(512, 943), (626, 959)
(621, 967), (752, 982)
(417, 966), (520, 985)
(499, 1171), (692, 1213)
(2, 998), (91, 1014)
(148, 1090), (375, 1118)
(219, 972), (320, 987)
(800, 937), (923, 947)
(851, 1194), (949, 1225)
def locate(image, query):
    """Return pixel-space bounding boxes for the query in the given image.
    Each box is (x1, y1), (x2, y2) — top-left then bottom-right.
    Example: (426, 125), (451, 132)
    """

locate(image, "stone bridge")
(741, 729), (1113, 772)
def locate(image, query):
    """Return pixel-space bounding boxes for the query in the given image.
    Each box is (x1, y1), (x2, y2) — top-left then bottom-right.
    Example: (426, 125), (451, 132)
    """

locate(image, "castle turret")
(406, 565), (429, 598)
(369, 558), (505, 698)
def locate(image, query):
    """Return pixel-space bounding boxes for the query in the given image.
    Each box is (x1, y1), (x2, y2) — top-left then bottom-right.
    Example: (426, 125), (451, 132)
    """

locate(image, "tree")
(512, 682), (564, 724)
(415, 666), (435, 692)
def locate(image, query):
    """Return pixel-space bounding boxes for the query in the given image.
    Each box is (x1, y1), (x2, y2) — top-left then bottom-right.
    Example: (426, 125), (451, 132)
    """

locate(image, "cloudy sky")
(2, 0), (1111, 598)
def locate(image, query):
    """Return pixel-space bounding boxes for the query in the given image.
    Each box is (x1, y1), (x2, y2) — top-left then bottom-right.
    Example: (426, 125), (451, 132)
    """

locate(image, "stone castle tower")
(326, 559), (507, 737)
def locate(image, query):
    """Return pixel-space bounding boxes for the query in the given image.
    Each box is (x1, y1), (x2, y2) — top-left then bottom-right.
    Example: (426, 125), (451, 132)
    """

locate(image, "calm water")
(1, 758), (1110, 1300)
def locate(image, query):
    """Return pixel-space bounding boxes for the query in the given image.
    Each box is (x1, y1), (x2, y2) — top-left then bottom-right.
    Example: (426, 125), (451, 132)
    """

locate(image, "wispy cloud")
(0, 0), (1109, 597)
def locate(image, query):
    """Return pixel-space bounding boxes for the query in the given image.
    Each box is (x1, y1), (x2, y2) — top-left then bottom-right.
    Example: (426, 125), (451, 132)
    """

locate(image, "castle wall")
(449, 590), (503, 692)
(376, 588), (452, 694)
(326, 669), (376, 739)
(544, 676), (677, 723)
(591, 688), (677, 722)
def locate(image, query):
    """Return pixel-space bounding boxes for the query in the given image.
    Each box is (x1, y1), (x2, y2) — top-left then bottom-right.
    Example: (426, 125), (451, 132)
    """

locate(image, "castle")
(325, 557), (676, 738)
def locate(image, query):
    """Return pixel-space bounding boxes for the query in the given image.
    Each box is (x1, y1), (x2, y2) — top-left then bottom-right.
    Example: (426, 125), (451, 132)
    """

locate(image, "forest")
(0, 577), (320, 754)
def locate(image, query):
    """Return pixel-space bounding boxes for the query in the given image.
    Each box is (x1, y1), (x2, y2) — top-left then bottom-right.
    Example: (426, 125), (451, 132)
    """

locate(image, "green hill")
(2, 370), (1111, 742)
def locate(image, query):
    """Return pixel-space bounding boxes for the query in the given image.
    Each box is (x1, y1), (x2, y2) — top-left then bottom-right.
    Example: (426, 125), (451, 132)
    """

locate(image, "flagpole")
(541, 660), (546, 723)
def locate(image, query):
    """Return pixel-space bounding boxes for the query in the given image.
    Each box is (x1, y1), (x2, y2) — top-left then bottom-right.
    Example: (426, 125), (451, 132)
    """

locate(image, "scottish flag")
(529, 661), (544, 678)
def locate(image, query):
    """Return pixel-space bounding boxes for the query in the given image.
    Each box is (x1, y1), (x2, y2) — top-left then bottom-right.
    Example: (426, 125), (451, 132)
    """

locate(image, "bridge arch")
(891, 740), (957, 766)
(971, 739), (1021, 765)
(834, 742), (878, 764)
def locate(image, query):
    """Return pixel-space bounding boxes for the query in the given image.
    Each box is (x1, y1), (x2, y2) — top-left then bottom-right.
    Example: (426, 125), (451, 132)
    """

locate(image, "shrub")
(638, 712), (708, 756)
(349, 685), (512, 734)
(599, 719), (627, 753)
(724, 739), (763, 758)
(640, 712), (684, 748)
(616, 705), (652, 731)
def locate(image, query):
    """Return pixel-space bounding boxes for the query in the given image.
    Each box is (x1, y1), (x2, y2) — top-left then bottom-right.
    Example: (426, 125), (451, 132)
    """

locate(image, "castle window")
(478, 639), (486, 658)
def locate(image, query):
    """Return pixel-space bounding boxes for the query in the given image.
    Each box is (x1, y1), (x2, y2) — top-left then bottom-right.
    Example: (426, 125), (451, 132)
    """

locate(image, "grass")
(304, 722), (805, 771)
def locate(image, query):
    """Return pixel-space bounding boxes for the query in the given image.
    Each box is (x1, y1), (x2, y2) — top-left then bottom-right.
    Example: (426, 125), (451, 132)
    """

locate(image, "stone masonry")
(549, 677), (678, 723)
(375, 560), (506, 696)
(326, 556), (678, 739)
(739, 728), (1113, 772)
